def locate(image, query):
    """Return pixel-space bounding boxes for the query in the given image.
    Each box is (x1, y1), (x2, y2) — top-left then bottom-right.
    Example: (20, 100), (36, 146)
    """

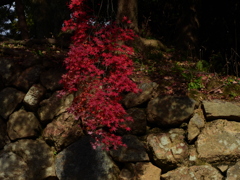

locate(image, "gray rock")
(40, 67), (65, 91)
(147, 96), (196, 127)
(147, 128), (189, 171)
(226, 161), (240, 180)
(0, 87), (25, 119)
(2, 139), (55, 180)
(23, 84), (46, 110)
(196, 119), (240, 164)
(42, 112), (83, 151)
(38, 92), (74, 122)
(161, 165), (223, 180)
(7, 109), (42, 141)
(123, 82), (158, 108)
(0, 151), (29, 180)
(55, 136), (120, 180)
(187, 113), (205, 142)
(203, 100), (240, 121)
(110, 135), (149, 162)
(0, 117), (10, 149)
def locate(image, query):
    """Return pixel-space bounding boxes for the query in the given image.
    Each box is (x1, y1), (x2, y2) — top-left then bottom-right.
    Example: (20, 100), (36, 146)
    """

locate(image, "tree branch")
(0, 0), (14, 7)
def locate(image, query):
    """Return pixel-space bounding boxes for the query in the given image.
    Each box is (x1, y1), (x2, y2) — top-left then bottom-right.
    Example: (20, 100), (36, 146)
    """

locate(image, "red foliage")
(60, 0), (139, 150)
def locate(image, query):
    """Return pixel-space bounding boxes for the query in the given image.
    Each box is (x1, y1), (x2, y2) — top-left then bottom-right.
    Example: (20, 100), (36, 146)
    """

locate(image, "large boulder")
(13, 65), (43, 91)
(202, 100), (240, 121)
(7, 109), (42, 141)
(38, 92), (74, 122)
(55, 136), (120, 180)
(0, 87), (25, 119)
(0, 151), (29, 180)
(110, 135), (149, 162)
(40, 67), (65, 91)
(23, 84), (46, 111)
(42, 112), (83, 151)
(1, 139), (56, 180)
(118, 108), (147, 135)
(147, 128), (189, 172)
(161, 165), (223, 180)
(123, 82), (159, 108)
(147, 96), (196, 127)
(196, 119), (240, 164)
(119, 162), (161, 180)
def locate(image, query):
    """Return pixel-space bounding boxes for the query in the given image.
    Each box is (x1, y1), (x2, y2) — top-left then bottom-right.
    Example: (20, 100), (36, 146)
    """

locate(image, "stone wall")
(1, 54), (240, 179)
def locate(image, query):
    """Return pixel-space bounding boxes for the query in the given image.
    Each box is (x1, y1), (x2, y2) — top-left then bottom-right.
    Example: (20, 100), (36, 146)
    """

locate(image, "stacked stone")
(1, 53), (240, 179)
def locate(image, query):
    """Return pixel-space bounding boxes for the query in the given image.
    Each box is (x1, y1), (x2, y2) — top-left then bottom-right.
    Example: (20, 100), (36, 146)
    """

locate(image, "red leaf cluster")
(60, 0), (139, 150)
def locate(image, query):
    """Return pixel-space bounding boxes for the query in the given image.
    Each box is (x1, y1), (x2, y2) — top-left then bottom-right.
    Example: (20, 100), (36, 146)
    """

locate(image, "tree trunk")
(117, 0), (139, 33)
(15, 0), (29, 39)
(176, 0), (200, 52)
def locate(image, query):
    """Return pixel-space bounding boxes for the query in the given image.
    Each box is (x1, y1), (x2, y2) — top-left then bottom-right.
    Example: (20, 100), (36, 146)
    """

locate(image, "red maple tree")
(60, 0), (139, 150)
